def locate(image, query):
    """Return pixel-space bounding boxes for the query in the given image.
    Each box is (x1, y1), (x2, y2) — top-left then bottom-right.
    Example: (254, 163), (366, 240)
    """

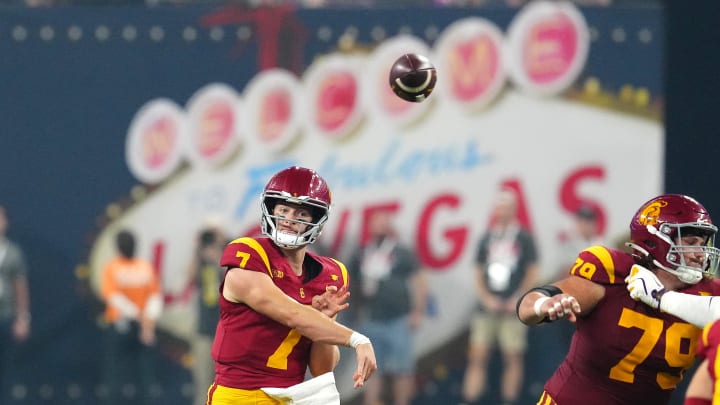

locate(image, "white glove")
(626, 264), (666, 309)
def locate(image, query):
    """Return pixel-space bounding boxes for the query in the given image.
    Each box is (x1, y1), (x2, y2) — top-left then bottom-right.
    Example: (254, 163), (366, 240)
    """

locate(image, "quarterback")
(207, 166), (376, 405)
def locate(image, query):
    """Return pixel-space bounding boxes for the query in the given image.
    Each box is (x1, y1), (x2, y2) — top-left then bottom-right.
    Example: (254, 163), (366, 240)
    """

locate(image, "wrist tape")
(516, 285), (563, 323)
(533, 296), (550, 317)
(349, 332), (370, 348)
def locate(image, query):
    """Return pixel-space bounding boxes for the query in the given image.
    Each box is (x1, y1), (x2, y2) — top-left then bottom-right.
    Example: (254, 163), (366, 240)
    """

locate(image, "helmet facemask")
(646, 222), (720, 284)
(261, 192), (329, 249)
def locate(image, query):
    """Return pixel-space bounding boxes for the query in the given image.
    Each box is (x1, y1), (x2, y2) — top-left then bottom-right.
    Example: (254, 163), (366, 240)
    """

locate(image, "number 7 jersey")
(544, 245), (720, 405)
(211, 236), (349, 390)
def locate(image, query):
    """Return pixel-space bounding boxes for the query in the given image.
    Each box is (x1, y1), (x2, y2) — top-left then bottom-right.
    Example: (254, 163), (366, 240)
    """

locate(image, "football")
(388, 53), (437, 103)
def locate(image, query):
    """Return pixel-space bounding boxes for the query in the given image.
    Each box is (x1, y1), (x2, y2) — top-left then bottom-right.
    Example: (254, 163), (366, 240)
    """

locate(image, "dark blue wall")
(665, 1), (720, 214)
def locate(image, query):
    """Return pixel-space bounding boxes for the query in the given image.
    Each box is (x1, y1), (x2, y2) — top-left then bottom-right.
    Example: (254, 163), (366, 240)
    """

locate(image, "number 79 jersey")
(544, 245), (720, 405)
(211, 237), (349, 390)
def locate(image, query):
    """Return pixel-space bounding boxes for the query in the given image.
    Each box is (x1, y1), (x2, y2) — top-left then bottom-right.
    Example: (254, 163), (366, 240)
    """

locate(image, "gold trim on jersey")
(229, 237), (273, 278)
(537, 390), (557, 405)
(330, 258), (349, 288)
(703, 322), (713, 346)
(585, 245), (616, 284)
(713, 350), (720, 404)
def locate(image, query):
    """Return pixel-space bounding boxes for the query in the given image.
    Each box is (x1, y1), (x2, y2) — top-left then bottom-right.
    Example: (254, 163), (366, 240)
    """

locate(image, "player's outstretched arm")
(351, 340), (376, 388)
(224, 268), (377, 386)
(516, 290), (581, 324)
(516, 276), (602, 325)
(627, 264), (720, 328)
(224, 268), (354, 344)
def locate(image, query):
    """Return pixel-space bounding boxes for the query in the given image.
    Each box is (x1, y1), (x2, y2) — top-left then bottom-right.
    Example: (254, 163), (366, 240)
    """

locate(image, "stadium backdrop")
(0, 2), (664, 404)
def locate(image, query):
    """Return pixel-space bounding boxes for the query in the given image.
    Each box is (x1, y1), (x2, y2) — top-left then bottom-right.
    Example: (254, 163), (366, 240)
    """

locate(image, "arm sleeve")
(660, 292), (720, 328)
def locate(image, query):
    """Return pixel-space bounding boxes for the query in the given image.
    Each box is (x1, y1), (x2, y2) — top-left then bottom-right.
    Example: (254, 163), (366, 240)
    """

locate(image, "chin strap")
(273, 230), (307, 248)
(654, 259), (703, 285)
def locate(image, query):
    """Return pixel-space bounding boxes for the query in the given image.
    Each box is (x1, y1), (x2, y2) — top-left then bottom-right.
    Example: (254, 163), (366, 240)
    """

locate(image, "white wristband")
(533, 296), (550, 317)
(349, 331), (370, 348)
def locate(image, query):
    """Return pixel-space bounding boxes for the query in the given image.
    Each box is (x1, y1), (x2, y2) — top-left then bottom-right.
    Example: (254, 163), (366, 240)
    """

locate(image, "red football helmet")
(261, 166), (332, 248)
(627, 194), (720, 284)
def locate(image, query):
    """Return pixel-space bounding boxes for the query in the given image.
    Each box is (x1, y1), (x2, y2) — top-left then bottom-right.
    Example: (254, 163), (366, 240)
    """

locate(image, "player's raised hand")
(312, 285), (350, 318)
(626, 264), (666, 309)
(352, 342), (377, 389)
(535, 294), (582, 323)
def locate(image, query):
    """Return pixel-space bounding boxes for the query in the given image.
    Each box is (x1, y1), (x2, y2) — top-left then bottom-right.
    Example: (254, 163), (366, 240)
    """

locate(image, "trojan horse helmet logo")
(638, 200), (668, 226)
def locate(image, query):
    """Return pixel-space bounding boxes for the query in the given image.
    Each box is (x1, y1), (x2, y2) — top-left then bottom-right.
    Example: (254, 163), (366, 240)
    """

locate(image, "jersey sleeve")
(220, 237), (273, 277)
(569, 245), (631, 286)
(705, 277), (720, 296)
(329, 258), (350, 289)
(698, 319), (720, 359)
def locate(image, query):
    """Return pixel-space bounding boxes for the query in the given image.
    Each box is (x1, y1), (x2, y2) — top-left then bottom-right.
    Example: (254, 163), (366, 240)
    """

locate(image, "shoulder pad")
(220, 237), (273, 277)
(570, 245), (633, 285)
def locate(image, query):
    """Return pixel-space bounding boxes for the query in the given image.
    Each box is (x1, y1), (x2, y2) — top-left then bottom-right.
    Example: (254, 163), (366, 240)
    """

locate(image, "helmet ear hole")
(264, 198), (279, 215)
(310, 207), (326, 224)
(636, 255), (654, 269)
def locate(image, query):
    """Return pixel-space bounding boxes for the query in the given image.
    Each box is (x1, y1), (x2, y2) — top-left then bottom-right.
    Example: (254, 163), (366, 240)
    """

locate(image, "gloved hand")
(626, 264), (666, 309)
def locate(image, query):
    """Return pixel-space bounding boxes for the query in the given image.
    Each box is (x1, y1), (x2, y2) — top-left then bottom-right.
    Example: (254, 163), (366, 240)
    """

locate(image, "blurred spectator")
(347, 209), (428, 405)
(460, 189), (538, 405)
(186, 224), (226, 405)
(0, 206), (31, 399)
(100, 229), (162, 405)
(554, 205), (604, 282)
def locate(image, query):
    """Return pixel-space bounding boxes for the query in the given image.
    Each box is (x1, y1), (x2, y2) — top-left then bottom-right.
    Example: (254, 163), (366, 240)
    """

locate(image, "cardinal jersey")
(696, 319), (720, 403)
(544, 245), (720, 405)
(211, 237), (348, 390)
